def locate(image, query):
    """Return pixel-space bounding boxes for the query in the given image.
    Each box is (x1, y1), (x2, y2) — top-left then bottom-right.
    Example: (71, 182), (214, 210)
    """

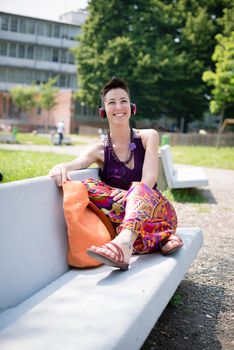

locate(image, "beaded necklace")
(107, 128), (136, 166)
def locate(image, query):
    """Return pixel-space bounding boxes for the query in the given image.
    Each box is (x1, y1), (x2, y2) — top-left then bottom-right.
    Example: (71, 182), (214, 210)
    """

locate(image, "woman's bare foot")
(87, 229), (137, 269)
(160, 234), (183, 255)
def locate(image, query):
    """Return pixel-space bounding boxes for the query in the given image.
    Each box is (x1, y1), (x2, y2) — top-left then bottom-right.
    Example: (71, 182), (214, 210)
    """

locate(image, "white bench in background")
(0, 134), (16, 143)
(0, 168), (203, 350)
(160, 145), (209, 189)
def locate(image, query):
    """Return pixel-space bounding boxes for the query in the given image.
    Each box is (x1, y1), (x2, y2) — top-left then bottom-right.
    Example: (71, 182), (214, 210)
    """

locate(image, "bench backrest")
(160, 145), (175, 188)
(0, 168), (99, 313)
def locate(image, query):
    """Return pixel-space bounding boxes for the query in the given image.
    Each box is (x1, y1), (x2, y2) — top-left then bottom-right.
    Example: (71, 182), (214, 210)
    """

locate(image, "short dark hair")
(100, 77), (130, 102)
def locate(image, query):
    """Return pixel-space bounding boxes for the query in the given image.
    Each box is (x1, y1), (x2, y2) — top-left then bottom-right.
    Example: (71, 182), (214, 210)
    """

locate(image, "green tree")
(10, 85), (38, 118)
(39, 78), (59, 133)
(74, 0), (231, 130)
(202, 32), (234, 146)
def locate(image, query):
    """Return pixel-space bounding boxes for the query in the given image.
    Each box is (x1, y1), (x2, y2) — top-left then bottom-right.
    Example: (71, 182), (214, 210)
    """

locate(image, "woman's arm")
(139, 129), (159, 188)
(49, 139), (104, 186)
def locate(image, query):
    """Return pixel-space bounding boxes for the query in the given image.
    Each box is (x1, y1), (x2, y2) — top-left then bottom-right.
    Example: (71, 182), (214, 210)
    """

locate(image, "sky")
(0, 0), (89, 21)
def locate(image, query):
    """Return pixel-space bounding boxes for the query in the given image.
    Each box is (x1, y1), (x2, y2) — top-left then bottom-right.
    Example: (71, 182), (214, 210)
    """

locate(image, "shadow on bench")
(0, 168), (203, 350)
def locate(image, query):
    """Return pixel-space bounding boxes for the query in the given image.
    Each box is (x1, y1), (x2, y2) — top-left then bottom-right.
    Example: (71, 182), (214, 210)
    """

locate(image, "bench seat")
(0, 168), (203, 350)
(160, 145), (208, 189)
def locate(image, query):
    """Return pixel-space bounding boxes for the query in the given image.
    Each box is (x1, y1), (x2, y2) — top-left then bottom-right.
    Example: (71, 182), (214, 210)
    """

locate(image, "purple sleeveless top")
(99, 131), (157, 190)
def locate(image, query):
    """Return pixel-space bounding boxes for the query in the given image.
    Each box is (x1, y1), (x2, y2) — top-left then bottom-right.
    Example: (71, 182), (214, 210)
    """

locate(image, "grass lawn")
(171, 146), (234, 170)
(0, 150), (74, 183)
(0, 145), (233, 203)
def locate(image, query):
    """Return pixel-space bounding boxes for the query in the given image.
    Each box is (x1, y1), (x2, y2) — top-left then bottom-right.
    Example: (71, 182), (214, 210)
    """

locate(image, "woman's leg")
(117, 182), (178, 254)
(84, 179), (181, 268)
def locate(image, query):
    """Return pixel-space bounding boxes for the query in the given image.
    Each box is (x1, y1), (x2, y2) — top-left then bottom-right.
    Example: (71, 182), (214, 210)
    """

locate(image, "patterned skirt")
(82, 178), (177, 254)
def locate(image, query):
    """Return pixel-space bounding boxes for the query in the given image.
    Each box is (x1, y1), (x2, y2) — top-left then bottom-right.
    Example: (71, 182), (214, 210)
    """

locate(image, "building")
(0, 10), (87, 133)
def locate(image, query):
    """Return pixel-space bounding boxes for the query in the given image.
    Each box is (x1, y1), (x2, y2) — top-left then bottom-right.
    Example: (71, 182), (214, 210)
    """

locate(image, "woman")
(49, 77), (183, 270)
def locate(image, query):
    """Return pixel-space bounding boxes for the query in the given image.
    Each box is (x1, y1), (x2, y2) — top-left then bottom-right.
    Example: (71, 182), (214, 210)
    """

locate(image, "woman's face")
(104, 88), (131, 124)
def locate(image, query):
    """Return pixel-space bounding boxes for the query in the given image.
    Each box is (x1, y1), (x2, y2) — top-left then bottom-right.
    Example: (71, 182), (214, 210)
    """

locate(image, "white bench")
(160, 145), (209, 189)
(0, 168), (203, 350)
(0, 134), (16, 143)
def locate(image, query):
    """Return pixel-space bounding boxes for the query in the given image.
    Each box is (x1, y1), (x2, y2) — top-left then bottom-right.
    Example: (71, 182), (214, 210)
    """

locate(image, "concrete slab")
(0, 228), (203, 350)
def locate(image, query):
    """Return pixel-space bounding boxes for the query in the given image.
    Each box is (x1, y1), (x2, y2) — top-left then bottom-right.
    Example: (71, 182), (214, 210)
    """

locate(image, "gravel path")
(142, 167), (234, 350)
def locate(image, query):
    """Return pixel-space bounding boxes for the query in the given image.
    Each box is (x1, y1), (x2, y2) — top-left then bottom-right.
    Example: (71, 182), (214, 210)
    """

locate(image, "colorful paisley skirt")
(82, 178), (177, 254)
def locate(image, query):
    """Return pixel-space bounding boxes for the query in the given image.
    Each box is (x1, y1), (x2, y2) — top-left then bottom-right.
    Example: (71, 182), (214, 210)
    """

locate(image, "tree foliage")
(39, 78), (58, 112)
(74, 0), (232, 128)
(10, 85), (38, 113)
(39, 78), (59, 132)
(202, 32), (234, 115)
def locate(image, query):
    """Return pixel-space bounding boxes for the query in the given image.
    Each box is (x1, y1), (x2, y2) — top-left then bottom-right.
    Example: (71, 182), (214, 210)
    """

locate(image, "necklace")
(107, 128), (136, 166)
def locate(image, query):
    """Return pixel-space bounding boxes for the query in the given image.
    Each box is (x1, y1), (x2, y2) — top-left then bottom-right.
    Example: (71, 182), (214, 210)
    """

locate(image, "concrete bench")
(161, 145), (209, 189)
(0, 168), (203, 350)
(0, 134), (16, 143)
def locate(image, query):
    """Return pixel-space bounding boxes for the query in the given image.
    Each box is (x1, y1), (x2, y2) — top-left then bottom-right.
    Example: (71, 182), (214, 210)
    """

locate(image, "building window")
(18, 44), (25, 58)
(9, 43), (17, 57)
(36, 46), (43, 60)
(36, 106), (42, 115)
(19, 18), (27, 33)
(10, 17), (18, 32)
(61, 50), (67, 63)
(3, 96), (7, 113)
(68, 52), (75, 64)
(52, 48), (59, 62)
(0, 42), (7, 56)
(59, 74), (66, 87)
(28, 20), (35, 34)
(0, 68), (6, 82)
(24, 70), (32, 84)
(44, 23), (52, 37)
(61, 26), (68, 39)
(43, 47), (51, 61)
(37, 21), (44, 36)
(27, 45), (34, 59)
(8, 69), (16, 82)
(54, 24), (60, 38)
(1, 15), (9, 31)
(16, 69), (24, 83)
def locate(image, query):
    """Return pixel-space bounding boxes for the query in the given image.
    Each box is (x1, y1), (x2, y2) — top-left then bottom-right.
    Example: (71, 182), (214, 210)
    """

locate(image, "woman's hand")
(111, 188), (127, 204)
(49, 163), (71, 187)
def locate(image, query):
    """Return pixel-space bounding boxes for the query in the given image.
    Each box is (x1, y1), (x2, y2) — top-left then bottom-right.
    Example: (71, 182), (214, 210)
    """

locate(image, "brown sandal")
(87, 242), (129, 270)
(160, 235), (183, 255)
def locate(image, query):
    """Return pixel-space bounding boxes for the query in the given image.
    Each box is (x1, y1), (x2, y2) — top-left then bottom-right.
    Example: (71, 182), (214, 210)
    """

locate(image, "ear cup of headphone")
(131, 103), (136, 116)
(99, 107), (106, 119)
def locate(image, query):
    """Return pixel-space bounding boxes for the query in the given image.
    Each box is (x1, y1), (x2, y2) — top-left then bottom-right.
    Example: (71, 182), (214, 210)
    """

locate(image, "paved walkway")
(0, 142), (93, 156)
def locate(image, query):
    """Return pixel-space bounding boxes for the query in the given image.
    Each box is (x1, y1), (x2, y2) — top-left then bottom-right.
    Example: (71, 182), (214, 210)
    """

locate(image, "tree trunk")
(216, 106), (225, 148)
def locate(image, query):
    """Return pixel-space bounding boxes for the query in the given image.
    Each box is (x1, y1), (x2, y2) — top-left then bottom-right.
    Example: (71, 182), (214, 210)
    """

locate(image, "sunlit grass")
(162, 188), (207, 203)
(171, 146), (234, 170)
(0, 150), (74, 183)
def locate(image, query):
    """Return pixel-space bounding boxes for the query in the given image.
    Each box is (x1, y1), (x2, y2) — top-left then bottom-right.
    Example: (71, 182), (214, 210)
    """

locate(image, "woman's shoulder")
(135, 128), (159, 139)
(84, 138), (104, 163)
(135, 128), (159, 149)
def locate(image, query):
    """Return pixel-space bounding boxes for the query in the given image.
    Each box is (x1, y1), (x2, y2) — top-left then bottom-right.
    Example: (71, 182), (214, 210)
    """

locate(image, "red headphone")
(99, 103), (137, 119)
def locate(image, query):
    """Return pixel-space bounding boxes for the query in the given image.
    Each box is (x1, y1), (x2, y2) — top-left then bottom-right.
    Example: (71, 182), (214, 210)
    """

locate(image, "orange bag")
(62, 181), (116, 268)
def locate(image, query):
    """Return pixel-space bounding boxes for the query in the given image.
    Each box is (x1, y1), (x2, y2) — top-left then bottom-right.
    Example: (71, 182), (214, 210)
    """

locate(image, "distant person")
(57, 120), (65, 145)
